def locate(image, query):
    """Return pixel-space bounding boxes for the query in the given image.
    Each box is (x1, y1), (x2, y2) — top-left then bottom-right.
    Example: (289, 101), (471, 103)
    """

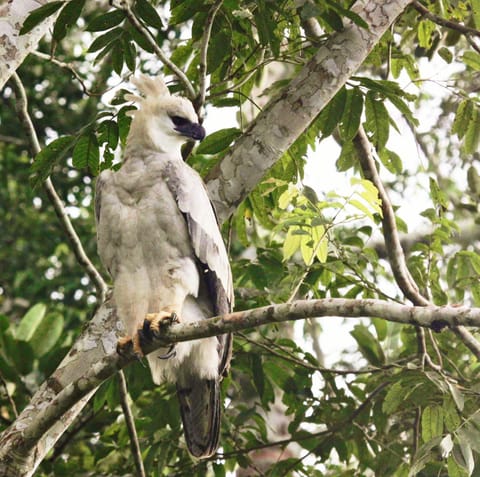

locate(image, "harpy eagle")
(95, 74), (233, 458)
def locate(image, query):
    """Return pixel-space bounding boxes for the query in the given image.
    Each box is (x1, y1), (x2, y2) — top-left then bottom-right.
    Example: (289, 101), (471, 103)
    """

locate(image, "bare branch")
(353, 126), (480, 361)
(197, 0), (224, 114)
(353, 127), (428, 306)
(117, 371), (146, 477)
(113, 0), (196, 99)
(10, 72), (108, 302)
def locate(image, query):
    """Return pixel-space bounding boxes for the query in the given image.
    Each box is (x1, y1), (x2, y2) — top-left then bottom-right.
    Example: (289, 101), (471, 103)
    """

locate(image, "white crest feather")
(130, 74), (171, 100)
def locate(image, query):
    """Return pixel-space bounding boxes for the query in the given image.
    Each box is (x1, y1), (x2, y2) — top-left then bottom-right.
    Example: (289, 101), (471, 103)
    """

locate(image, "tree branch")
(196, 0), (223, 114)
(10, 72), (108, 303)
(205, 0), (413, 223)
(2, 295), (480, 472)
(411, 0), (480, 38)
(353, 125), (480, 361)
(354, 127), (428, 306)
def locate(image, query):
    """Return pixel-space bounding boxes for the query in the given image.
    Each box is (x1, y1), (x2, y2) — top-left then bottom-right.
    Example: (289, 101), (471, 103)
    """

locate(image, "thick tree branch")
(206, 0), (413, 223)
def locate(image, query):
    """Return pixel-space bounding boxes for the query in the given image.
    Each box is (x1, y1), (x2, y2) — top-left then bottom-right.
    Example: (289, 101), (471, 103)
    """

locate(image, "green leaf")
(421, 405), (443, 443)
(98, 120), (119, 150)
(379, 148), (403, 174)
(318, 87), (347, 137)
(383, 381), (408, 414)
(16, 304), (47, 341)
(53, 0), (85, 41)
(447, 381), (464, 412)
(29, 313), (64, 357)
(283, 226), (301, 261)
(447, 455), (469, 477)
(350, 324), (385, 366)
(326, 1), (368, 29)
(20, 1), (64, 35)
(418, 19), (436, 49)
(452, 100), (474, 140)
(254, 0), (280, 56)
(87, 27), (124, 53)
(438, 47), (453, 64)
(207, 30), (231, 74)
(123, 38), (136, 72)
(111, 43), (124, 75)
(196, 128), (241, 155)
(340, 88), (363, 141)
(463, 107), (480, 155)
(364, 92), (389, 151)
(72, 133), (100, 174)
(86, 10), (126, 31)
(472, 0), (480, 29)
(134, 0), (164, 29)
(251, 354), (265, 398)
(30, 135), (75, 187)
(10, 340), (35, 375)
(463, 51), (480, 71)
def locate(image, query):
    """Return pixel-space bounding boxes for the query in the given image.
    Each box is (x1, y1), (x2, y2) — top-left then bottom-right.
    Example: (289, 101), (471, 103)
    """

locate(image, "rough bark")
(0, 0), (59, 89)
(206, 0), (413, 223)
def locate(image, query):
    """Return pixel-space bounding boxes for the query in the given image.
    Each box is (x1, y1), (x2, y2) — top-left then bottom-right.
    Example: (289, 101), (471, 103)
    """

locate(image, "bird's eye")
(170, 116), (190, 127)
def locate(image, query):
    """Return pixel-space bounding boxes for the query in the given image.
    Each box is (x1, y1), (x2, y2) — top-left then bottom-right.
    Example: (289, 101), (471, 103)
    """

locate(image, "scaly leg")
(116, 309), (179, 359)
(117, 334), (144, 359)
(140, 308), (179, 359)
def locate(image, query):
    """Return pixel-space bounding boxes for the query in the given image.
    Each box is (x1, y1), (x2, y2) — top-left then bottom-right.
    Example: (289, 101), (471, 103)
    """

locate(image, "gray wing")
(163, 161), (233, 374)
(166, 162), (233, 458)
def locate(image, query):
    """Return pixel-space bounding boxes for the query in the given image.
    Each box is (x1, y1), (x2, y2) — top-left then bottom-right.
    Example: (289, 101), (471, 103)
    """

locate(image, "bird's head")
(125, 74), (205, 154)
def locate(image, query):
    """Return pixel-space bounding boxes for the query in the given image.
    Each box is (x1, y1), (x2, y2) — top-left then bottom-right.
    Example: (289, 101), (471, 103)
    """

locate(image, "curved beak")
(175, 123), (206, 141)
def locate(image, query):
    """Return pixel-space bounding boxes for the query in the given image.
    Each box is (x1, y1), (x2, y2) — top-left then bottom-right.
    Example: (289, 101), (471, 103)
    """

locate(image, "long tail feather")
(176, 375), (220, 458)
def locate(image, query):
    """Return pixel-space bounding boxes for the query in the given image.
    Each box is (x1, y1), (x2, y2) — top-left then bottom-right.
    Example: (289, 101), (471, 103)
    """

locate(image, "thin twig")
(197, 0), (224, 114)
(0, 371), (18, 418)
(114, 0), (196, 99)
(412, 0), (480, 38)
(237, 332), (408, 375)
(32, 51), (91, 96)
(117, 371), (146, 477)
(10, 72), (108, 303)
(216, 381), (389, 461)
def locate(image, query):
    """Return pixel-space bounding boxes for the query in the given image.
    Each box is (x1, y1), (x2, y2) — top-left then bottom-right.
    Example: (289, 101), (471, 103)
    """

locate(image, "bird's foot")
(117, 335), (144, 359)
(140, 310), (179, 359)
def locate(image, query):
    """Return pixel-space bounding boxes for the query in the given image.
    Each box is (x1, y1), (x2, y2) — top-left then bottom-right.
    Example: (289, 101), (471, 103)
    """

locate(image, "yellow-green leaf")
(283, 226), (301, 261)
(16, 304), (47, 342)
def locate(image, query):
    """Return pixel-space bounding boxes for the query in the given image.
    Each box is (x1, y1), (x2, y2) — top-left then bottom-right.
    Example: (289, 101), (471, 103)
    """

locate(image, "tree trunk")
(0, 0), (59, 89)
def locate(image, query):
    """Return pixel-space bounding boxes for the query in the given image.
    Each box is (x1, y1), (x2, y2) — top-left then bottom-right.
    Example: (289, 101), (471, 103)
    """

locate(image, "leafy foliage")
(3, 0), (480, 476)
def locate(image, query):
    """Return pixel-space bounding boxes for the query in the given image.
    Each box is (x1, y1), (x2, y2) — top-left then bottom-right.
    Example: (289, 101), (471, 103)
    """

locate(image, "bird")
(94, 74), (233, 458)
